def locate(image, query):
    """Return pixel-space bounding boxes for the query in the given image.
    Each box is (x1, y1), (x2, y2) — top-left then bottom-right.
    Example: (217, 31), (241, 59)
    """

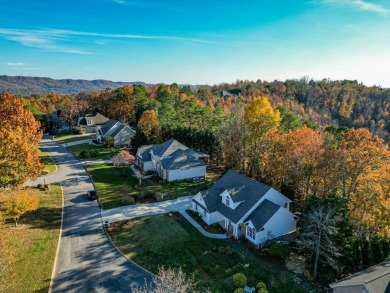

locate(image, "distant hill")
(0, 75), (147, 95)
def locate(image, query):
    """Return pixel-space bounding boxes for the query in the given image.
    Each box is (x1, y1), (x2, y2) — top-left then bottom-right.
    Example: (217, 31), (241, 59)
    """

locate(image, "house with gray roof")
(330, 261), (390, 293)
(135, 138), (208, 182)
(77, 112), (109, 133)
(192, 170), (297, 245)
(96, 119), (135, 147)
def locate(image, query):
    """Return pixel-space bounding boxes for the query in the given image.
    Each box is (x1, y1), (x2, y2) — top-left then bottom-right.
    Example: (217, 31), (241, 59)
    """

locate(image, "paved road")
(27, 136), (152, 293)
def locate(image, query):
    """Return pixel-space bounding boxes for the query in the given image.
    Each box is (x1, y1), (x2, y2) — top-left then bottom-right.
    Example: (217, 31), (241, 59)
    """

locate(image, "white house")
(135, 138), (208, 182)
(192, 170), (297, 246)
(96, 119), (136, 147)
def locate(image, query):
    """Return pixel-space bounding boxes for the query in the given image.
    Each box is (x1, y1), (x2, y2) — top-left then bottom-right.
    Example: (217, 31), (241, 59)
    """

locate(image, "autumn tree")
(244, 96), (280, 176)
(112, 150), (135, 175)
(0, 188), (39, 226)
(61, 98), (87, 130)
(0, 92), (44, 187)
(132, 266), (201, 293)
(137, 110), (161, 144)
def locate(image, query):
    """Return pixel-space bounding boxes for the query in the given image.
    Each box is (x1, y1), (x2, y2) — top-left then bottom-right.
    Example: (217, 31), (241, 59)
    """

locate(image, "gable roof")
(79, 112), (109, 126)
(160, 149), (207, 170)
(152, 138), (188, 157)
(330, 261), (390, 293)
(244, 199), (281, 231)
(100, 119), (119, 135)
(200, 170), (272, 223)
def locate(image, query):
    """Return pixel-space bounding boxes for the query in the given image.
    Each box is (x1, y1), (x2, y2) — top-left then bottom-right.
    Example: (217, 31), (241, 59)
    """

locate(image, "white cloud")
(0, 28), (213, 54)
(7, 62), (26, 66)
(323, 0), (390, 15)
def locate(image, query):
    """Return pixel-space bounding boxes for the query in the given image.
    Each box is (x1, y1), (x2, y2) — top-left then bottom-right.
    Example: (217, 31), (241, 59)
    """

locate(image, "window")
(225, 196), (230, 206)
(246, 227), (256, 240)
(87, 120), (92, 125)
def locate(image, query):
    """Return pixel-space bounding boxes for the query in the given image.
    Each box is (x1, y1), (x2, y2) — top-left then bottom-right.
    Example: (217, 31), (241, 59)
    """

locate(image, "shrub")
(232, 273), (247, 288)
(73, 127), (86, 134)
(234, 288), (245, 293)
(256, 281), (268, 293)
(155, 192), (164, 202)
(37, 183), (43, 189)
(267, 242), (290, 261)
(79, 150), (99, 159)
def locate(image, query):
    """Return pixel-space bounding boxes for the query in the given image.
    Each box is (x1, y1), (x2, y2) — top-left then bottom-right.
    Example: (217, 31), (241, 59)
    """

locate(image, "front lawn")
(52, 130), (94, 144)
(38, 147), (56, 174)
(67, 143), (127, 161)
(108, 214), (306, 292)
(87, 163), (221, 209)
(0, 185), (62, 293)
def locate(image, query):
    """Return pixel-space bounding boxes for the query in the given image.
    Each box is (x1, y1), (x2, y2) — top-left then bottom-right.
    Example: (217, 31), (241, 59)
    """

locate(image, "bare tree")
(132, 266), (208, 293)
(297, 205), (341, 277)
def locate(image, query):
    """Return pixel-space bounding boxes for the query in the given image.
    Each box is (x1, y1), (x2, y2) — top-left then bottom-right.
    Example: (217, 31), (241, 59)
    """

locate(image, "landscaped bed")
(107, 213), (306, 292)
(186, 209), (226, 234)
(87, 163), (222, 209)
(0, 185), (62, 292)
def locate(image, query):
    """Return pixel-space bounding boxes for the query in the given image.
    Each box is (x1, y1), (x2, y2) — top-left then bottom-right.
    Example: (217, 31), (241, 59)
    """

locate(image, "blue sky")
(0, 0), (389, 87)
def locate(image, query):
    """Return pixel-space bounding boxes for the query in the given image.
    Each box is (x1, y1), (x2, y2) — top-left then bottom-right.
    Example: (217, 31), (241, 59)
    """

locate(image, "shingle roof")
(152, 138), (188, 157)
(111, 124), (126, 137)
(244, 199), (281, 231)
(137, 145), (154, 161)
(160, 149), (207, 170)
(79, 112), (109, 126)
(200, 170), (272, 223)
(330, 261), (390, 293)
(101, 119), (118, 135)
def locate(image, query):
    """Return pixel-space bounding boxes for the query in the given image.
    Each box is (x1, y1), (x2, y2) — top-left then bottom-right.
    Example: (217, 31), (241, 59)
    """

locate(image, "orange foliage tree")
(137, 110), (161, 144)
(0, 188), (39, 226)
(0, 92), (44, 187)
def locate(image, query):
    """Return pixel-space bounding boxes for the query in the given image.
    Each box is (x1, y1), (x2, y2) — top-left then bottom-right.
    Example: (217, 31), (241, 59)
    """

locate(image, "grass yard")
(108, 213), (306, 293)
(87, 163), (221, 209)
(53, 131), (95, 144)
(0, 185), (62, 293)
(67, 143), (126, 161)
(38, 147), (56, 174)
(87, 164), (138, 209)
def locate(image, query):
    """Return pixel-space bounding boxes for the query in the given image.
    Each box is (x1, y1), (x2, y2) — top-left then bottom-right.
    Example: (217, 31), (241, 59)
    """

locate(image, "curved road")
(28, 137), (152, 293)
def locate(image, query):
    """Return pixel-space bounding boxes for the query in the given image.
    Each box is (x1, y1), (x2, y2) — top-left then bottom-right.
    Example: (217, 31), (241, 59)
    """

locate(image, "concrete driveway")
(28, 136), (152, 293)
(101, 196), (193, 224)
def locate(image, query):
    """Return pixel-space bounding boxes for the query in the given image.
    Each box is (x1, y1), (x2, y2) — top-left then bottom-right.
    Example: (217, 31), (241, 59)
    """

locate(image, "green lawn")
(67, 143), (126, 161)
(38, 147), (56, 174)
(0, 185), (62, 293)
(87, 163), (217, 209)
(87, 164), (138, 209)
(108, 214), (306, 293)
(53, 131), (95, 144)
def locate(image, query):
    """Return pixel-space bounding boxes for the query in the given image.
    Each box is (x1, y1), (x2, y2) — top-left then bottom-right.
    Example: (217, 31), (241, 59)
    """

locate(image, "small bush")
(37, 183), (43, 189)
(256, 281), (268, 293)
(155, 192), (164, 202)
(267, 242), (291, 261)
(79, 150), (99, 159)
(232, 273), (247, 288)
(234, 288), (245, 293)
(73, 127), (86, 134)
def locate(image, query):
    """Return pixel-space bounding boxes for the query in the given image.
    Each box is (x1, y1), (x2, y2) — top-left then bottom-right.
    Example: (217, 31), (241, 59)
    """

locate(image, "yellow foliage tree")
(0, 189), (39, 226)
(244, 96), (281, 143)
(0, 92), (44, 187)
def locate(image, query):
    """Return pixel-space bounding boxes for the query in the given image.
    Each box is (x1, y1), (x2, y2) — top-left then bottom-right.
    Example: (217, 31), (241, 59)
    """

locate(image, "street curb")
(99, 209), (155, 277)
(48, 185), (64, 293)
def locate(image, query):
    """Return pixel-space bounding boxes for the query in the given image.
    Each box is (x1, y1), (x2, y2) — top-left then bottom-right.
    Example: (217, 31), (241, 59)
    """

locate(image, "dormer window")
(225, 196), (230, 206)
(87, 120), (92, 125)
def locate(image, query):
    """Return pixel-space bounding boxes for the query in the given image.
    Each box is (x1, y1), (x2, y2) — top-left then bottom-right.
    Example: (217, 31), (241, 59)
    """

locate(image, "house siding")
(255, 208), (297, 244)
(113, 127), (135, 147)
(165, 166), (206, 182)
(263, 189), (291, 210)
